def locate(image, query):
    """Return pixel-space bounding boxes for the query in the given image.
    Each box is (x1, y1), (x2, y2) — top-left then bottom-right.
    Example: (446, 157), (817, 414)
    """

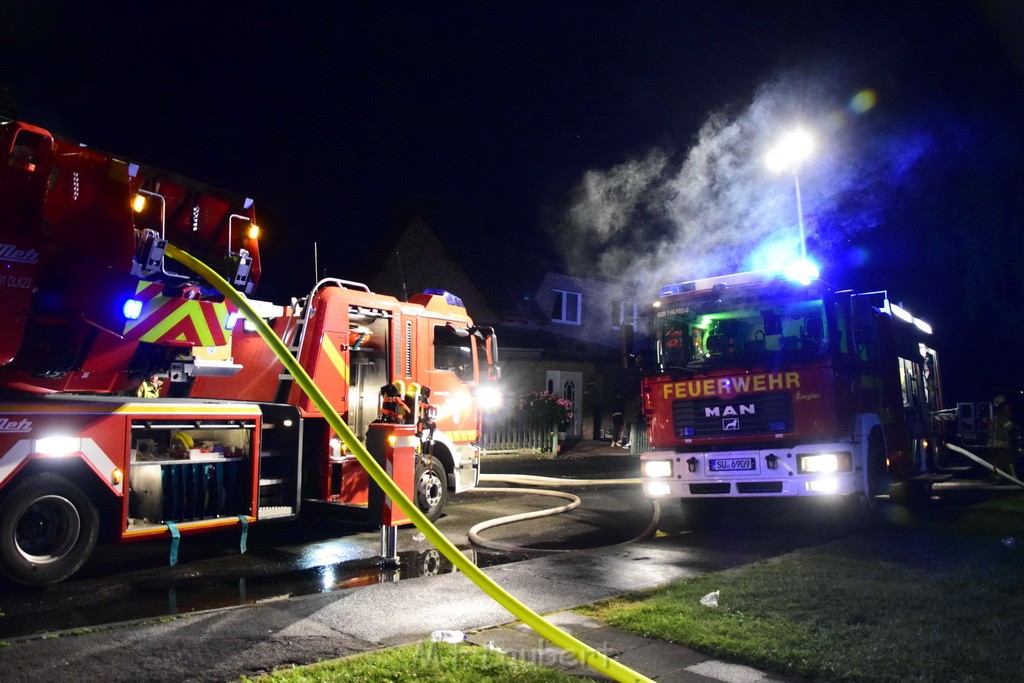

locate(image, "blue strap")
(167, 521), (180, 566)
(238, 515), (248, 554)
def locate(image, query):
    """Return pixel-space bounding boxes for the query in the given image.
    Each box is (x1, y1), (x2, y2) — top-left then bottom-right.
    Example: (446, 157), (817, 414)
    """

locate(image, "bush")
(518, 391), (574, 429)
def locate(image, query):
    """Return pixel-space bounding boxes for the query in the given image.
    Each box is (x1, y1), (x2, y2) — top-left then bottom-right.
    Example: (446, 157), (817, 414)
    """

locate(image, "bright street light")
(766, 129), (815, 261)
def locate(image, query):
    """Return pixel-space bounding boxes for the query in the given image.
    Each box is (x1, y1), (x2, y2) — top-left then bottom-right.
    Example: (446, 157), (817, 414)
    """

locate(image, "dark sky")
(3, 2), (1024, 400)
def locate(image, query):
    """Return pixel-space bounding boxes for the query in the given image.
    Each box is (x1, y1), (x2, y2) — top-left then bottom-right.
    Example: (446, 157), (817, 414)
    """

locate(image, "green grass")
(247, 641), (582, 682)
(580, 494), (1024, 681)
(249, 494), (1024, 682)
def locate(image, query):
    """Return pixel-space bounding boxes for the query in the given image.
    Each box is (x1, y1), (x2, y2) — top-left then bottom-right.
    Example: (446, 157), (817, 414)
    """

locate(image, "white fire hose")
(945, 443), (1024, 489)
(468, 473), (660, 554)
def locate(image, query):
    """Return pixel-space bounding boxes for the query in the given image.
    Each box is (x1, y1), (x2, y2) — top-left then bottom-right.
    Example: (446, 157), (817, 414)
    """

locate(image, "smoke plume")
(557, 68), (932, 299)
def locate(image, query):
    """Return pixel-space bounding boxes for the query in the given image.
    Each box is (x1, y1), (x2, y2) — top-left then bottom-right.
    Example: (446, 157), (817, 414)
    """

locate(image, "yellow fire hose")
(165, 243), (652, 683)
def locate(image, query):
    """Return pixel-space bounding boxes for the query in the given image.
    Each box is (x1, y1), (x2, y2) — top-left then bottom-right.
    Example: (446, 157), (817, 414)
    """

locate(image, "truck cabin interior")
(655, 288), (832, 370)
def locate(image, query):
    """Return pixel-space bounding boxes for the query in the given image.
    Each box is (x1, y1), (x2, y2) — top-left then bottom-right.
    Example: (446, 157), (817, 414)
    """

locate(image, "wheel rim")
(14, 495), (82, 564)
(418, 468), (443, 509)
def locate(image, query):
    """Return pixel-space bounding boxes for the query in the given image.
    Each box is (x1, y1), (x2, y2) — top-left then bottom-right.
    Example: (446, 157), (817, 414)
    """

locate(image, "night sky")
(3, 2), (1024, 401)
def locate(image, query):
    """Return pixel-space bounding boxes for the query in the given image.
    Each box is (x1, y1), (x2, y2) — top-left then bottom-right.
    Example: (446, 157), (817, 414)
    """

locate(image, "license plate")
(708, 457), (755, 472)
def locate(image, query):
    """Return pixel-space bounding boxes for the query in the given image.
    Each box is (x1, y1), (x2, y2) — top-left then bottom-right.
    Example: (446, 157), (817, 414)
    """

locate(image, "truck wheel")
(414, 457), (449, 521)
(0, 473), (99, 586)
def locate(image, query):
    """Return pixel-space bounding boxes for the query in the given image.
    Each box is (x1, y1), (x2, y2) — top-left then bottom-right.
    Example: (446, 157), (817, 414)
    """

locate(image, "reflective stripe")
(447, 429), (478, 442)
(80, 437), (124, 494)
(320, 334), (350, 384)
(0, 438), (124, 494)
(1, 403), (262, 416)
(385, 447), (395, 515)
(0, 440), (30, 488)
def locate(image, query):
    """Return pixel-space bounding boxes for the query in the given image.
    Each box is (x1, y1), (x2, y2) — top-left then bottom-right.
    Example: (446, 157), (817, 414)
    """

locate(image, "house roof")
(495, 324), (621, 363)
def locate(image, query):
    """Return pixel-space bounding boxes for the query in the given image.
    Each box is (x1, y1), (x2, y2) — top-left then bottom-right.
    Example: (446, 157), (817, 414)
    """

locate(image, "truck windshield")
(654, 293), (829, 370)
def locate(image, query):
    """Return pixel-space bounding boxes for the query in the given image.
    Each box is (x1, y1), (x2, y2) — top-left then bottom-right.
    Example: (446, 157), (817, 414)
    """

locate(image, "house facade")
(366, 217), (643, 448)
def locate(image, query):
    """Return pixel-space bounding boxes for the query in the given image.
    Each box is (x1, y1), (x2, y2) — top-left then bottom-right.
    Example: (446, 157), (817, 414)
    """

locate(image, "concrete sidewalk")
(0, 537), (796, 683)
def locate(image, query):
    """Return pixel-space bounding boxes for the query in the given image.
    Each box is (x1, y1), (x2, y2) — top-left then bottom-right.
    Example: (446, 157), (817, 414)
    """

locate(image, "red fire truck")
(0, 118), (498, 585)
(637, 268), (942, 524)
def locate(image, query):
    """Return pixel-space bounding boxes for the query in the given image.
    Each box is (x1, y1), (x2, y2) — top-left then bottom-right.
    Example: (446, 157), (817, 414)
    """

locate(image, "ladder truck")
(0, 118), (498, 585)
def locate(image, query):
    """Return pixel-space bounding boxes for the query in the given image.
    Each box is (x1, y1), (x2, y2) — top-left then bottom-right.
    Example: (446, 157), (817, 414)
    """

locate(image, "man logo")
(705, 403), (755, 417)
(722, 418), (740, 431)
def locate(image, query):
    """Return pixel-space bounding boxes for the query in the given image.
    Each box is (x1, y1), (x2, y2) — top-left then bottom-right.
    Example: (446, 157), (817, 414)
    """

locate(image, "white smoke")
(558, 68), (932, 298)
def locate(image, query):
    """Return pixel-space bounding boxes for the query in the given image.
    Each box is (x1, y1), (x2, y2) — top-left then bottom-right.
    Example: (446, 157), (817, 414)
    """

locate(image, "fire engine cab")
(637, 268), (942, 524)
(0, 118), (499, 585)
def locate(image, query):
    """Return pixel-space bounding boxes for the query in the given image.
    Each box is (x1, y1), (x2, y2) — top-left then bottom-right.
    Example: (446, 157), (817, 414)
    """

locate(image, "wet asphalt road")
(2, 450), (979, 641)
(0, 453), (655, 639)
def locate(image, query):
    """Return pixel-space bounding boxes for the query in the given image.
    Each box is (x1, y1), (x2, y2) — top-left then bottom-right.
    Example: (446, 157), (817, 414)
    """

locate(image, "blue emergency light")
(123, 298), (143, 320)
(423, 289), (465, 307)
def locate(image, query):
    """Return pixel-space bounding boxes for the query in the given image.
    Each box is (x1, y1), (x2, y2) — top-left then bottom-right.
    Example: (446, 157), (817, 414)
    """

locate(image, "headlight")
(645, 481), (672, 497)
(642, 460), (673, 478)
(798, 452), (852, 474)
(806, 477), (840, 494)
(476, 386), (503, 412)
(35, 436), (82, 457)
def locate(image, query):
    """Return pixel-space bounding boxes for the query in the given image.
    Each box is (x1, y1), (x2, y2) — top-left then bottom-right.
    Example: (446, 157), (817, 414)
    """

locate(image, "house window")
(551, 289), (581, 325)
(611, 300), (637, 329)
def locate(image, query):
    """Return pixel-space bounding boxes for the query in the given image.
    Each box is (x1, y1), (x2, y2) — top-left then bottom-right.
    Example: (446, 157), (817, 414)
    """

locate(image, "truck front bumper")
(641, 445), (860, 499)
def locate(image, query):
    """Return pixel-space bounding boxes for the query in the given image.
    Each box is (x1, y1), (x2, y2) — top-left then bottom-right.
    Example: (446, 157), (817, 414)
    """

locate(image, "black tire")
(866, 426), (888, 498)
(0, 472), (99, 586)
(414, 457), (449, 521)
(850, 426), (889, 526)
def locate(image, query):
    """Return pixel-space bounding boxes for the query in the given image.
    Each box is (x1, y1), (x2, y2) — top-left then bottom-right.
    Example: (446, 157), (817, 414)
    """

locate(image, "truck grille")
(673, 391), (793, 438)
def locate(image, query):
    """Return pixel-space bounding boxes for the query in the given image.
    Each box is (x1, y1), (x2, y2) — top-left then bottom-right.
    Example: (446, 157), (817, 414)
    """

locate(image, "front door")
(545, 370), (582, 437)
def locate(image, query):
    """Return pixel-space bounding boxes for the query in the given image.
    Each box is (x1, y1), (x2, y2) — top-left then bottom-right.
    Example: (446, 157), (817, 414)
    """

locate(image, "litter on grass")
(700, 590), (720, 607)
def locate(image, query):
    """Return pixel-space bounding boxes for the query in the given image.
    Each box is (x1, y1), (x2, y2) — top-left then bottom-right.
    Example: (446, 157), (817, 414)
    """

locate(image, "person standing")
(610, 393), (625, 446)
(990, 395), (1017, 481)
(620, 390), (641, 449)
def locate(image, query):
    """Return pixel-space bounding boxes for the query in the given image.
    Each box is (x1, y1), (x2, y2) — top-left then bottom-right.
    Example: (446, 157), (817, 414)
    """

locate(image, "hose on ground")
(945, 443), (1024, 489)
(468, 473), (660, 554)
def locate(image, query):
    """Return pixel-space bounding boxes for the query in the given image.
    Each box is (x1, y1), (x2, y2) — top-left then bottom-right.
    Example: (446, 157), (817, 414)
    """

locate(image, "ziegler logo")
(0, 417), (33, 433)
(0, 243), (40, 265)
(704, 403), (755, 417)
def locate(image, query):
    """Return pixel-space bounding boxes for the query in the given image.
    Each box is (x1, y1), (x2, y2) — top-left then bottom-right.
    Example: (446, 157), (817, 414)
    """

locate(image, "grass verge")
(580, 493), (1024, 681)
(249, 493), (1024, 682)
(246, 641), (581, 682)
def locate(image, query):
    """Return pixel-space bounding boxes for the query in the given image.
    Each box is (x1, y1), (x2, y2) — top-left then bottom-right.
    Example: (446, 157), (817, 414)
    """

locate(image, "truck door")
(347, 310), (391, 438)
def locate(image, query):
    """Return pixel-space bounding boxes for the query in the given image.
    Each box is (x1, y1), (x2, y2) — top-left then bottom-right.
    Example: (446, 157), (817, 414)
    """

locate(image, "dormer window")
(551, 289), (581, 325)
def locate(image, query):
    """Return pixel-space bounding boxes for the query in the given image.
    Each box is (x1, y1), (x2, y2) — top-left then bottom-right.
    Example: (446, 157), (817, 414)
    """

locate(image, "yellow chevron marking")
(321, 334), (350, 384)
(139, 300), (227, 346)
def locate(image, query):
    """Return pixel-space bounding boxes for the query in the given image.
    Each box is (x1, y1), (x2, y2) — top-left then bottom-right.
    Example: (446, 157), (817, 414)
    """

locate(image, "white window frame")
(551, 289), (582, 325)
(611, 300), (638, 329)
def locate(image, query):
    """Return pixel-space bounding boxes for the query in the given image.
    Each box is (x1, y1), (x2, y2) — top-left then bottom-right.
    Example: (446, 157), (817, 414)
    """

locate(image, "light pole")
(766, 129), (814, 262)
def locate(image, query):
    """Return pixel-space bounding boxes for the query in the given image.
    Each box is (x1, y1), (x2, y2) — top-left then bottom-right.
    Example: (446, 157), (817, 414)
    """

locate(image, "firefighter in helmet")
(136, 373), (163, 398)
(990, 395), (1017, 481)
